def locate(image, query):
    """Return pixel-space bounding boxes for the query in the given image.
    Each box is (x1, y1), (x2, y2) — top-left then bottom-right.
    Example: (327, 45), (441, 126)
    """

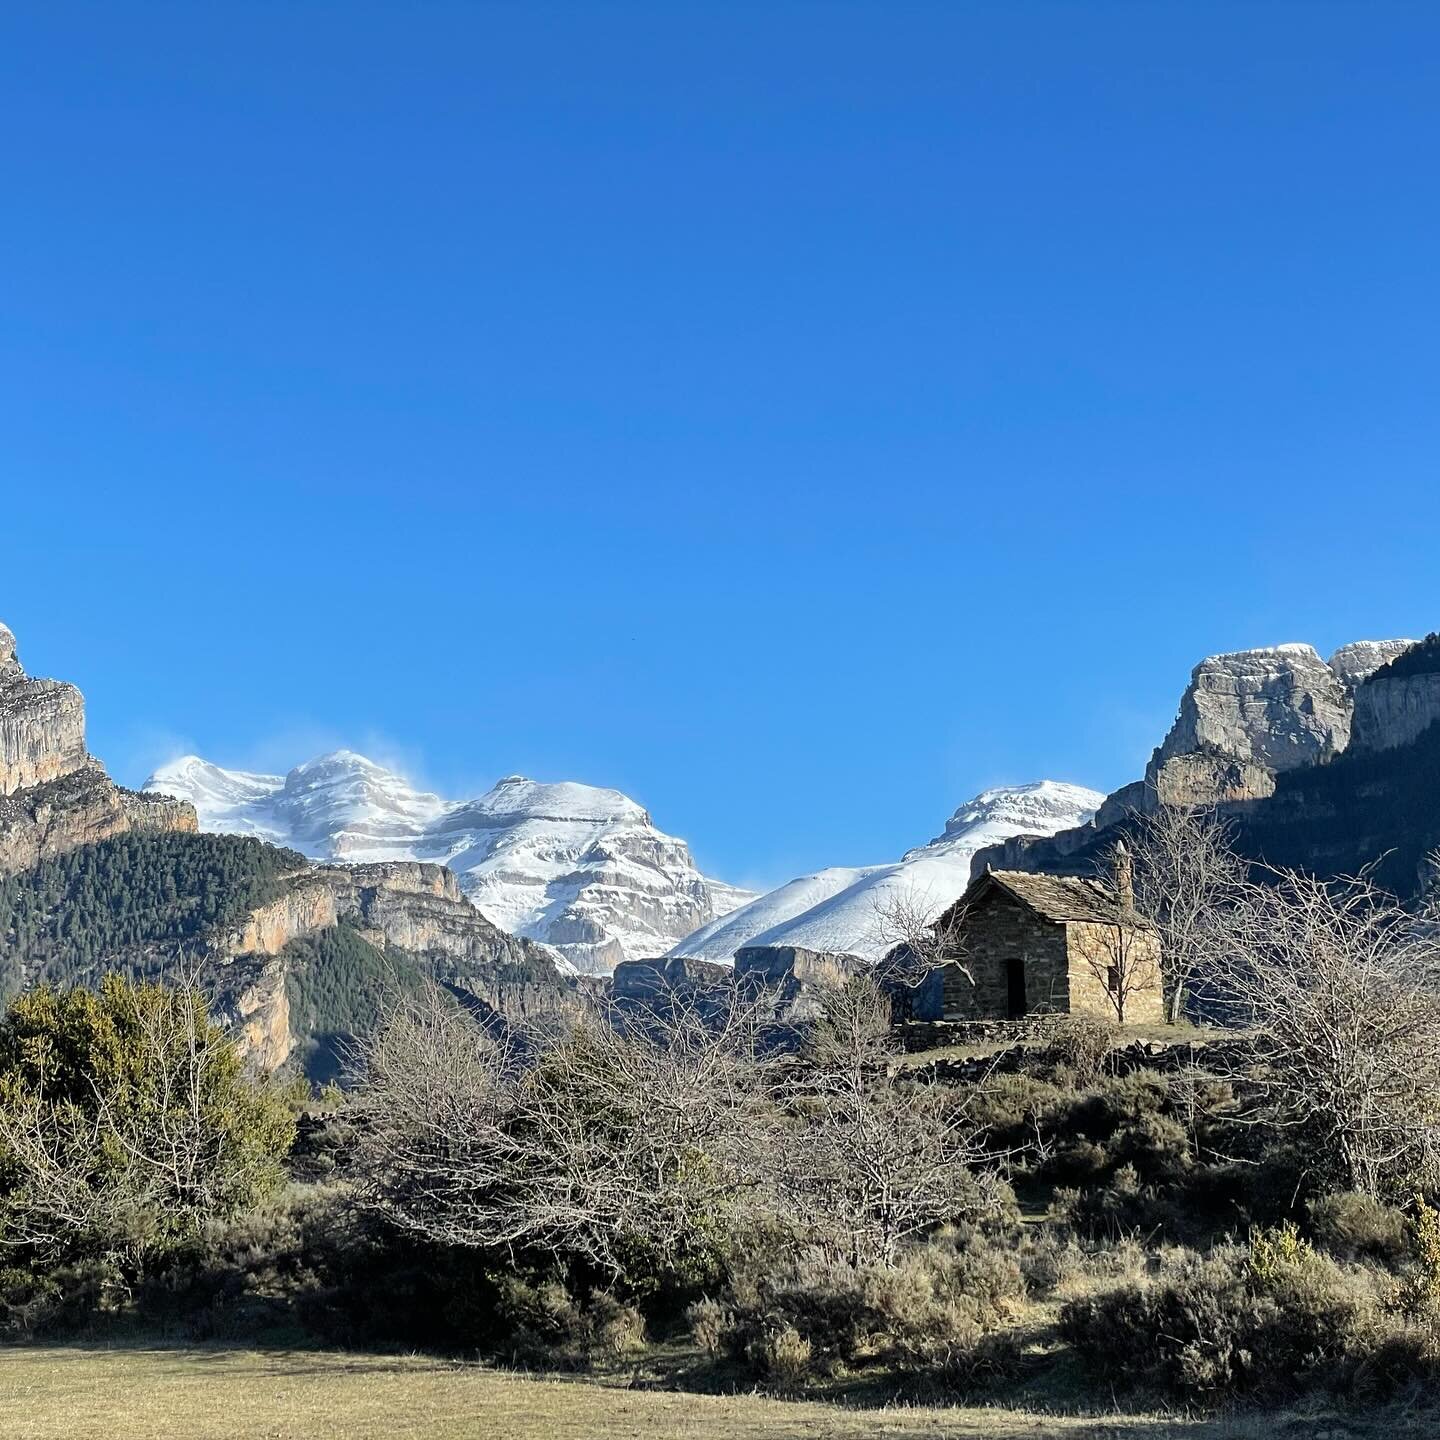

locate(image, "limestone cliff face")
(0, 624), (89, 797)
(1148, 752), (1277, 810)
(1350, 672), (1440, 753)
(339, 866), (542, 970)
(216, 858), (571, 1070)
(970, 636), (1420, 881)
(0, 767), (197, 875)
(1148, 645), (1352, 791)
(226, 879), (340, 956)
(0, 622), (197, 873)
(733, 944), (867, 1024)
(221, 956), (295, 1071)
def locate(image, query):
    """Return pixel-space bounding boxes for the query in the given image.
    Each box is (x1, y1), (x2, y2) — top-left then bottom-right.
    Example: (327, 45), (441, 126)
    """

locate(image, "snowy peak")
(916, 780), (1107, 858)
(144, 752), (752, 974)
(463, 775), (648, 825)
(662, 866), (882, 965)
(1328, 639), (1418, 691)
(148, 755), (283, 808)
(670, 780), (1102, 965)
(274, 751), (450, 855)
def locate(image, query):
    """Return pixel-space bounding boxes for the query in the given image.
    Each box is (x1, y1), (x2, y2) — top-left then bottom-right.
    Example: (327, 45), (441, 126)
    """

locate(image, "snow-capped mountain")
(670, 780), (1104, 965)
(144, 753), (754, 974)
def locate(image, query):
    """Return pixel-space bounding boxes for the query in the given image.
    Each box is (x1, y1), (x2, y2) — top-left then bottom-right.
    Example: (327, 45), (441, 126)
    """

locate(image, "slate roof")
(965, 869), (1151, 929)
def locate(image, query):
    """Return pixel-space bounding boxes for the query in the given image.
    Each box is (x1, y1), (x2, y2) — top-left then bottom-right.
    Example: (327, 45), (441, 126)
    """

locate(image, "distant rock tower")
(0, 620), (197, 873)
(0, 621), (90, 796)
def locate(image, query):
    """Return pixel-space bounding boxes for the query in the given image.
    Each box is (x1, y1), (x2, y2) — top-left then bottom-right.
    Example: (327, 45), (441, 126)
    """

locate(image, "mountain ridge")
(145, 752), (754, 974)
(669, 780), (1104, 964)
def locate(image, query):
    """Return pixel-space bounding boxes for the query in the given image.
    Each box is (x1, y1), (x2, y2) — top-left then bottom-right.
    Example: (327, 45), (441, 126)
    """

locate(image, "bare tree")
(768, 972), (1000, 1266)
(871, 888), (971, 987)
(1124, 803), (1248, 1022)
(1211, 865), (1440, 1199)
(350, 981), (774, 1278)
(353, 968), (1010, 1276)
(869, 888), (976, 1028)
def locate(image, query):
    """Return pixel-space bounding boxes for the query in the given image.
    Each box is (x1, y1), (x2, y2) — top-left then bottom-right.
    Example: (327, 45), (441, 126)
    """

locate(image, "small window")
(1106, 964), (1121, 993)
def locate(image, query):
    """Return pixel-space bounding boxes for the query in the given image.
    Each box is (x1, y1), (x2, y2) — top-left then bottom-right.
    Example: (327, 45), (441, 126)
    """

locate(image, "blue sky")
(3, 2), (1439, 889)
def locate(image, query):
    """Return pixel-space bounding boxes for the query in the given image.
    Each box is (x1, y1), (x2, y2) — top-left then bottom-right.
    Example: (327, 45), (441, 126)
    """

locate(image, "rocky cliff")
(0, 621), (197, 872)
(972, 635), (1422, 881)
(1145, 645), (1352, 804)
(1329, 639), (1417, 691)
(0, 631), (567, 1069)
(211, 858), (572, 1070)
(1350, 641), (1440, 752)
(0, 623), (89, 796)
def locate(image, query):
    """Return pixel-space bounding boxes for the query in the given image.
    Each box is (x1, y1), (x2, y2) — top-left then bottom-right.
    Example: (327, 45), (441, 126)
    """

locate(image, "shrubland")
(6, 812), (1440, 1418)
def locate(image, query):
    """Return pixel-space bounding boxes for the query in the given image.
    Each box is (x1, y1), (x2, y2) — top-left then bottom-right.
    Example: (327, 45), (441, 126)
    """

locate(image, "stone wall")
(1065, 920), (1165, 1025)
(919, 891), (1164, 1027)
(938, 888), (1070, 1021)
(898, 1015), (1065, 1051)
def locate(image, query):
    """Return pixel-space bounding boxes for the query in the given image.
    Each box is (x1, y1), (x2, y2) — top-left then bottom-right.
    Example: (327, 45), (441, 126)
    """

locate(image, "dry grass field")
(1, 1345), (1435, 1440)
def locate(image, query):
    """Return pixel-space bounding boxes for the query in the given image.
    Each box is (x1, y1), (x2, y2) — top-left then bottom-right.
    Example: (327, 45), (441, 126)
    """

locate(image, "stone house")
(912, 859), (1164, 1026)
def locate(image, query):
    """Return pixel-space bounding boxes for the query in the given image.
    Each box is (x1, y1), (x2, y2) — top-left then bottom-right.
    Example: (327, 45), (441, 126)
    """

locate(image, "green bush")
(1044, 1014), (1119, 1083)
(490, 1273), (647, 1368)
(0, 975), (298, 1268)
(0, 1257), (129, 1338)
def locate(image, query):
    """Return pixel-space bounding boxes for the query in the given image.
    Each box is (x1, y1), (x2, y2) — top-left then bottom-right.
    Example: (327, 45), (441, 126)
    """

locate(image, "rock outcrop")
(0, 623), (89, 796)
(0, 767), (197, 873)
(612, 954), (731, 1004)
(1146, 645), (1352, 796)
(0, 621), (197, 873)
(971, 636), (1421, 880)
(1328, 639), (1417, 691)
(733, 944), (867, 1024)
(212, 858), (573, 1070)
(1350, 665), (1440, 753)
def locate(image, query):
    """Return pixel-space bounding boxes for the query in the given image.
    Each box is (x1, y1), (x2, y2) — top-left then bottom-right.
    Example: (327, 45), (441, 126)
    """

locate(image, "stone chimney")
(1112, 839), (1134, 911)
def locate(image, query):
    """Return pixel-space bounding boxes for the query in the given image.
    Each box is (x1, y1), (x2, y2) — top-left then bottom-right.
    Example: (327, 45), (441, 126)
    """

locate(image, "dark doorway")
(1006, 956), (1028, 1019)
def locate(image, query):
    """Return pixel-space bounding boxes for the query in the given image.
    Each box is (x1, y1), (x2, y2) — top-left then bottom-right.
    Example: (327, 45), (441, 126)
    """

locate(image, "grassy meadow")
(4, 1345), (1440, 1440)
